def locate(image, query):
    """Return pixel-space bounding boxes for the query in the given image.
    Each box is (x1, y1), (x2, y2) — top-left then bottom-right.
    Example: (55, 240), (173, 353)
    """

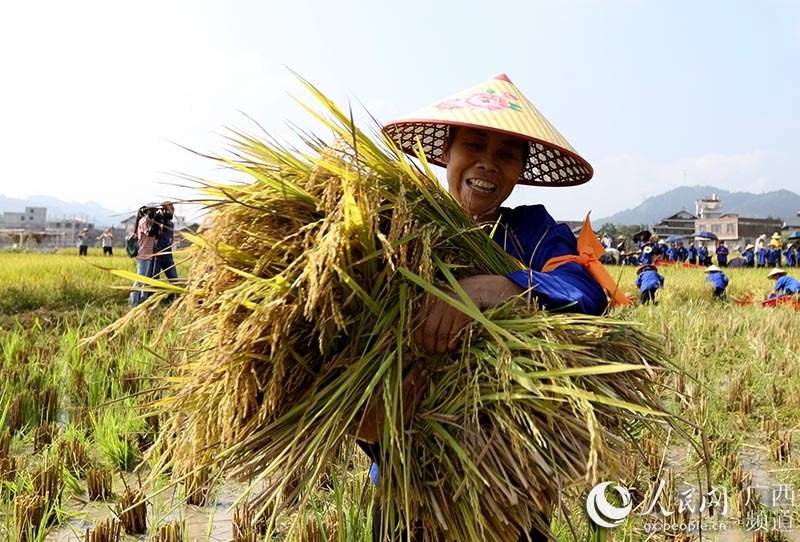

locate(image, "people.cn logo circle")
(585, 482), (633, 528)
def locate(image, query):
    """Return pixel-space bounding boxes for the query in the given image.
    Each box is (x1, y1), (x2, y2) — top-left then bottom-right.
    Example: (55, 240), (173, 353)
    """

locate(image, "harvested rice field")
(1, 102), (799, 541)
(2, 236), (800, 542)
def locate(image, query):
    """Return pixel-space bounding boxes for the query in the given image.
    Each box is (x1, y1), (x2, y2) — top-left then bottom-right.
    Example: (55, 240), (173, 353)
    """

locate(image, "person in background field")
(716, 240), (729, 267)
(785, 243), (797, 268)
(756, 237), (768, 268)
(687, 241), (698, 265)
(636, 263), (664, 305)
(767, 268), (800, 299)
(130, 207), (157, 307)
(601, 233), (612, 249)
(767, 243), (781, 268)
(152, 202), (179, 297)
(704, 264), (729, 300)
(742, 243), (755, 267)
(698, 242), (709, 267)
(615, 234), (626, 254)
(640, 244), (654, 265)
(677, 241), (688, 262)
(655, 238), (666, 259)
(77, 228), (89, 256)
(666, 242), (677, 262)
(97, 229), (114, 256)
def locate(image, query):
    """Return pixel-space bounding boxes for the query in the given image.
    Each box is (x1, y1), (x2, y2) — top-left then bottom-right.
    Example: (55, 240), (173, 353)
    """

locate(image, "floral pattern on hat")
(436, 88), (523, 113)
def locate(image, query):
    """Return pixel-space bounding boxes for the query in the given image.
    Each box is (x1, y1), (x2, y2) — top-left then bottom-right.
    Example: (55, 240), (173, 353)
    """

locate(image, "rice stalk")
(84, 518), (121, 542)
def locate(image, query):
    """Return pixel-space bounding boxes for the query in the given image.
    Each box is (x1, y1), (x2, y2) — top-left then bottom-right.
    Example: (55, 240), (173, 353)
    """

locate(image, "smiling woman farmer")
(384, 74), (628, 354)
(142, 74), (667, 542)
(364, 73), (631, 541)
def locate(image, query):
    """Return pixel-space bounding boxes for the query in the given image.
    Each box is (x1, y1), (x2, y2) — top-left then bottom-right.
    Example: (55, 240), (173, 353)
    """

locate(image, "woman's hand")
(414, 274), (523, 353)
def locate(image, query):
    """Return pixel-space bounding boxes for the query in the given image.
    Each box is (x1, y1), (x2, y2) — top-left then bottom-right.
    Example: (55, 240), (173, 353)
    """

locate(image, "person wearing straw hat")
(640, 244), (654, 265)
(742, 243), (755, 268)
(704, 264), (729, 300)
(378, 73), (629, 541)
(756, 236), (768, 268)
(615, 234), (627, 253)
(636, 263), (664, 305)
(767, 268), (800, 299)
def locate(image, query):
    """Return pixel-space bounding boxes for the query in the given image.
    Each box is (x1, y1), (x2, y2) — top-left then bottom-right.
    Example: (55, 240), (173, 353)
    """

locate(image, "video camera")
(138, 204), (174, 236)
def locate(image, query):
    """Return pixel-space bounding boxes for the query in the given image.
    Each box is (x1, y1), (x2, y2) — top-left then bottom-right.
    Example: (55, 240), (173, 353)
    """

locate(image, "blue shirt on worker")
(492, 205), (608, 316)
(774, 275), (800, 296)
(636, 269), (664, 292)
(706, 271), (729, 290)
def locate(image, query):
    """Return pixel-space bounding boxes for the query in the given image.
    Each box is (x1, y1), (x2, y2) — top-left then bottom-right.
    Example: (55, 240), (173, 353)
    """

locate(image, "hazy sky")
(1, 0), (799, 220)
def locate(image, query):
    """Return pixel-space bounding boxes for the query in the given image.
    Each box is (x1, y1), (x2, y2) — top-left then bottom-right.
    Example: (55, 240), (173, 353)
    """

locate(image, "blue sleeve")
(497, 206), (608, 316)
(636, 274), (642, 288)
(507, 263), (607, 316)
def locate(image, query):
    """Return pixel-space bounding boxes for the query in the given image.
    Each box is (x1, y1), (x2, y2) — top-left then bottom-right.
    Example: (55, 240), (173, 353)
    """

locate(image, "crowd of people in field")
(601, 231), (799, 269)
(610, 230), (800, 305)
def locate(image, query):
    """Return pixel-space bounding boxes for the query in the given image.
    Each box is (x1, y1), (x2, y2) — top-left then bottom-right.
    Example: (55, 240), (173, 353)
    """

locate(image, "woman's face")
(442, 127), (526, 220)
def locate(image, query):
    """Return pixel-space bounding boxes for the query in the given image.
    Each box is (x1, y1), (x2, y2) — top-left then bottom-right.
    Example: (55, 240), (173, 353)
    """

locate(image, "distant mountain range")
(596, 186), (800, 226)
(4, 186), (800, 230)
(0, 194), (126, 227)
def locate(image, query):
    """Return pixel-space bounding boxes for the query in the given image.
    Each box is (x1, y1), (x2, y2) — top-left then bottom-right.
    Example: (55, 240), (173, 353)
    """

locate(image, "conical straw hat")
(705, 265), (721, 273)
(767, 268), (786, 279)
(383, 74), (593, 187)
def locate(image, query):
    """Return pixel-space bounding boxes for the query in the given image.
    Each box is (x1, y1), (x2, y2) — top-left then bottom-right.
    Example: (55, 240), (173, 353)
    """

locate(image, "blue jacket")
(636, 269), (664, 292)
(666, 248), (677, 261)
(767, 248), (780, 266)
(774, 275), (800, 295)
(706, 271), (729, 289)
(716, 245), (729, 264)
(784, 248), (797, 267)
(757, 248), (767, 266)
(698, 246), (709, 260)
(492, 205), (608, 316)
(743, 249), (754, 266)
(677, 247), (688, 261)
(688, 246), (698, 261)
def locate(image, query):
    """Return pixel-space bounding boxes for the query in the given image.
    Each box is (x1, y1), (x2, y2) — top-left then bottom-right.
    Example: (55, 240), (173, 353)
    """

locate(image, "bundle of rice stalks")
(15, 494), (46, 542)
(149, 520), (184, 542)
(58, 436), (91, 477)
(86, 467), (113, 501)
(116, 488), (147, 534)
(142, 78), (671, 540)
(232, 501), (270, 542)
(84, 518), (121, 542)
(183, 461), (213, 506)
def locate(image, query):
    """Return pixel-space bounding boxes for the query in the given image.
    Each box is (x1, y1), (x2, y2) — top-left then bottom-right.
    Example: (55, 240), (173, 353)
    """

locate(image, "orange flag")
(542, 212), (631, 307)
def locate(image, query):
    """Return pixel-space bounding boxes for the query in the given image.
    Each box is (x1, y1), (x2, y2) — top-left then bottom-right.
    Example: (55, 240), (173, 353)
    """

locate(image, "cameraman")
(152, 202), (179, 293)
(129, 205), (159, 307)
